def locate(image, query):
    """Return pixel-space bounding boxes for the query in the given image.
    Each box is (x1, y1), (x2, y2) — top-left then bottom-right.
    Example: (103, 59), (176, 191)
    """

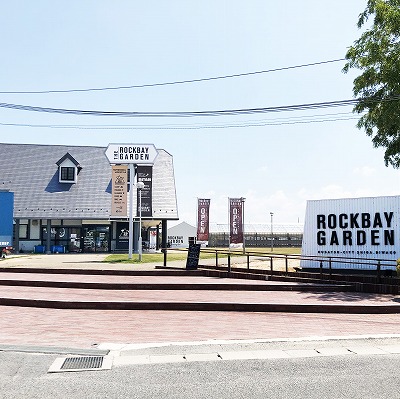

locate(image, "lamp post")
(270, 212), (274, 252)
(136, 181), (145, 262)
(128, 164), (135, 260)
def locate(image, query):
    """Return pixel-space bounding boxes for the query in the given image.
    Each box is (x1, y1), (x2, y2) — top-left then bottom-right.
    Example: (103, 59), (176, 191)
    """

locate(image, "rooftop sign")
(105, 143), (158, 164)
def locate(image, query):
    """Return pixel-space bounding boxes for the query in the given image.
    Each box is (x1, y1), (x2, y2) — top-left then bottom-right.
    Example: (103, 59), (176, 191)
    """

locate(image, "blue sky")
(1, 0), (399, 226)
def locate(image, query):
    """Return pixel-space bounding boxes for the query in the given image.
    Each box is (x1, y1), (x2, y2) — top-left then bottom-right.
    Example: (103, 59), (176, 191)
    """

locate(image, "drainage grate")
(61, 356), (104, 370)
(48, 355), (112, 373)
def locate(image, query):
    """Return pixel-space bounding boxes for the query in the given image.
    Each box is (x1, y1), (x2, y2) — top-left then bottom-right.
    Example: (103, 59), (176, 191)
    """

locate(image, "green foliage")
(343, 0), (400, 168)
(104, 250), (217, 264)
(105, 252), (186, 264)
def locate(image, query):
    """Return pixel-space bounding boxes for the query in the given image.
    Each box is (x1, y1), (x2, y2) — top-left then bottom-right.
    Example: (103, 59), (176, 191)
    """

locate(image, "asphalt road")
(1, 338), (400, 399)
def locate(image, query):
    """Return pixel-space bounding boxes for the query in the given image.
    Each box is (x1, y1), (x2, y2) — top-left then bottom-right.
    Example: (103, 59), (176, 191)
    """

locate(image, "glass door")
(83, 226), (110, 252)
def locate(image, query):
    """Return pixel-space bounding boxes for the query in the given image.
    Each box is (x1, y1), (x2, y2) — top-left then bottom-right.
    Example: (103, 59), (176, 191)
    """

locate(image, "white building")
(167, 222), (196, 248)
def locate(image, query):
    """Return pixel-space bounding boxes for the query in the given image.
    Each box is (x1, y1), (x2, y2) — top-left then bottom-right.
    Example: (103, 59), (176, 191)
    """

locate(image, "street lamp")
(270, 212), (274, 252)
(137, 181), (145, 261)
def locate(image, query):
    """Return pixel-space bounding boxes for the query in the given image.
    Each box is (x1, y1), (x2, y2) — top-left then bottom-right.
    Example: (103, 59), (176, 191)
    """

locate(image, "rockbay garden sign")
(105, 144), (158, 164)
(301, 195), (400, 271)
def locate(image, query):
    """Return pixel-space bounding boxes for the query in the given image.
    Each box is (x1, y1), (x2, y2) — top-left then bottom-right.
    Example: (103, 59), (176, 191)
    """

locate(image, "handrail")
(164, 247), (397, 277)
(196, 248), (396, 269)
(199, 248), (396, 265)
(180, 247), (397, 281)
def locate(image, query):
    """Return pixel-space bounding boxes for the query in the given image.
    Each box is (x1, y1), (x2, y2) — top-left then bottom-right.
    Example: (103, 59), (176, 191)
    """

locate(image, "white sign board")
(301, 196), (400, 271)
(105, 143), (158, 164)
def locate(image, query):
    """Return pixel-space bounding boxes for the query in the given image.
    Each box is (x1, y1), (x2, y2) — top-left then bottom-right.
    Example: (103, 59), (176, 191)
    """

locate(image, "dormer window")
(56, 153), (81, 184)
(60, 166), (76, 182)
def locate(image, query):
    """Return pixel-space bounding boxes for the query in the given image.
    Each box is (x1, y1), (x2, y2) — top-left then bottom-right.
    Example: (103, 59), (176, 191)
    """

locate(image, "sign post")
(105, 144), (158, 260)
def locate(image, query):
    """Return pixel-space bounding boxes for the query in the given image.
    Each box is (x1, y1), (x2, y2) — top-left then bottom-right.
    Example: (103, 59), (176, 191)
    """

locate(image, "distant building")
(0, 143), (178, 253)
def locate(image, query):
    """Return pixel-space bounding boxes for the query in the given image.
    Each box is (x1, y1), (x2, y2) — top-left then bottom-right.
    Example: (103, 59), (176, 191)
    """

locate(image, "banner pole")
(196, 197), (198, 243)
(228, 197), (231, 251)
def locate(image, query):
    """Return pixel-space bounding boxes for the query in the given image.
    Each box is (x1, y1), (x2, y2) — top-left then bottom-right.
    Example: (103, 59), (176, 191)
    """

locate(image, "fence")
(207, 233), (303, 248)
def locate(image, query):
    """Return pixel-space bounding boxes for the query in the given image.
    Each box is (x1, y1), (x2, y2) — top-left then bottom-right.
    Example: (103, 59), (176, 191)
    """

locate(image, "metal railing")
(175, 247), (398, 282)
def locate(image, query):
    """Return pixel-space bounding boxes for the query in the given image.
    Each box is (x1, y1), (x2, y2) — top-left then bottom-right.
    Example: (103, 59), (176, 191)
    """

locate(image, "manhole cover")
(48, 355), (112, 373)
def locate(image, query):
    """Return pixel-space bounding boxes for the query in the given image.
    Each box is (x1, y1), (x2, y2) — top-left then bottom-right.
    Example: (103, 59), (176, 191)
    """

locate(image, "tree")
(343, 0), (400, 168)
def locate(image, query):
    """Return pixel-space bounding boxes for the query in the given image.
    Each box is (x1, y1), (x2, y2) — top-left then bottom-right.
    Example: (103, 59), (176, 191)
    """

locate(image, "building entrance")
(82, 226), (110, 252)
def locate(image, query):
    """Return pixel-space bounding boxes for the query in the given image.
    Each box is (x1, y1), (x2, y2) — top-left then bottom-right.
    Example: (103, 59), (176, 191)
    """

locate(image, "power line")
(0, 98), (361, 117)
(0, 112), (361, 130)
(0, 93), (393, 119)
(0, 58), (345, 94)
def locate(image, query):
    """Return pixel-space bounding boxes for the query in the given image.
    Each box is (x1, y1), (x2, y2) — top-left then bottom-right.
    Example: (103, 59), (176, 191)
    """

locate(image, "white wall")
(301, 196), (399, 270)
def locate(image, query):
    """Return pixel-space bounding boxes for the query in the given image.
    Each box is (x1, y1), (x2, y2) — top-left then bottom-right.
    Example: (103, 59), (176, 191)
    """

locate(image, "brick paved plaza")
(0, 254), (399, 349)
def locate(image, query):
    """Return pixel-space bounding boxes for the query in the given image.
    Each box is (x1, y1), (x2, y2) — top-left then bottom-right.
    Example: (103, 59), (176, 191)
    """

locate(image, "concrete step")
(0, 267), (396, 314)
(0, 283), (398, 313)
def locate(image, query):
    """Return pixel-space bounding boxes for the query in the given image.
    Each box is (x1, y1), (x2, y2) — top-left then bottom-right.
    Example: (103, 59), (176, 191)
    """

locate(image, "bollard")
(270, 257), (273, 277)
(329, 257), (332, 278)
(377, 260), (381, 283)
(285, 255), (288, 274)
(247, 254), (250, 270)
(215, 251), (218, 268)
(228, 253), (231, 273)
(163, 248), (167, 267)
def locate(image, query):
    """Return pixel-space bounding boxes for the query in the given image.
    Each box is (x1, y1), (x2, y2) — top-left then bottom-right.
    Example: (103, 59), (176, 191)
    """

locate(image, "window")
(19, 220), (29, 239)
(61, 167), (75, 181)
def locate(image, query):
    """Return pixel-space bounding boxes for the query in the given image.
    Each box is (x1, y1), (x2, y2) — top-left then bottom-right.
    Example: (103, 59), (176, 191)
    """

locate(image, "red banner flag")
(229, 198), (243, 246)
(197, 199), (210, 242)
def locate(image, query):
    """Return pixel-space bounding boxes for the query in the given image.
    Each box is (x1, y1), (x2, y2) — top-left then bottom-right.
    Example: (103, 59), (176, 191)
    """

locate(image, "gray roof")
(0, 143), (178, 220)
